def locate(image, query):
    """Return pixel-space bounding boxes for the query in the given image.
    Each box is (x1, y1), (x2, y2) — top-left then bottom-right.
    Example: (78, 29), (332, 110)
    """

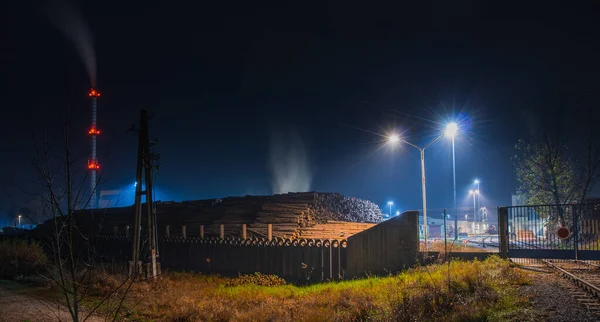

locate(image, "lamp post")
(446, 123), (458, 241)
(18, 215), (22, 228)
(474, 179), (481, 223)
(388, 122), (458, 249)
(387, 201), (394, 218)
(469, 189), (479, 234)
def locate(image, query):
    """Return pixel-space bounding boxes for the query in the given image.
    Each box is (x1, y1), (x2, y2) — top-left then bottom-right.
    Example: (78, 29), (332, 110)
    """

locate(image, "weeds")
(226, 273), (287, 287)
(117, 256), (536, 321)
(1, 248), (534, 321)
(0, 239), (47, 279)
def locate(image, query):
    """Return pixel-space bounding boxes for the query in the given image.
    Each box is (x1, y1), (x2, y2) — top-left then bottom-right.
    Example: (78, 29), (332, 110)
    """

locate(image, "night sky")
(1, 1), (599, 223)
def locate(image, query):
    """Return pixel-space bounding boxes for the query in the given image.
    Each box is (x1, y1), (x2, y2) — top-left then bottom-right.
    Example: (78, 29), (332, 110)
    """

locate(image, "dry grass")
(115, 256), (535, 321)
(0, 238), (47, 279)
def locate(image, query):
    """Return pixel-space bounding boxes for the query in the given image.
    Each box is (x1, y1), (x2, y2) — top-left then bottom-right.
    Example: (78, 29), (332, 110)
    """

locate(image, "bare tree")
(30, 111), (135, 321)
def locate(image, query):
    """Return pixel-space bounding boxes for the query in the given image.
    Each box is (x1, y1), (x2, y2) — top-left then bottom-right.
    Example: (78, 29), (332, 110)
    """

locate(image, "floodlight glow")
(444, 122), (458, 138)
(469, 189), (474, 194)
(474, 179), (480, 184)
(396, 211), (400, 216)
(387, 201), (394, 205)
(388, 134), (400, 143)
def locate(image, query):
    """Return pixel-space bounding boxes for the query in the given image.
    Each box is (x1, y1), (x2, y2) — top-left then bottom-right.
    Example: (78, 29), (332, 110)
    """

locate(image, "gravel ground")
(517, 264), (600, 322)
(0, 281), (103, 322)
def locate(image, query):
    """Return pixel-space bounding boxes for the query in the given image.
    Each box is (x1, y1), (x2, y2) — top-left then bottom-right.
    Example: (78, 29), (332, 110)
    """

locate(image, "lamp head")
(387, 201), (394, 205)
(388, 134), (400, 144)
(445, 122), (458, 138)
(474, 179), (480, 184)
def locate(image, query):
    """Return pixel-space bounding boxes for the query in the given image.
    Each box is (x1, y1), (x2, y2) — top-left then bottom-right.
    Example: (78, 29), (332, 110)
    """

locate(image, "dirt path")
(0, 281), (103, 322)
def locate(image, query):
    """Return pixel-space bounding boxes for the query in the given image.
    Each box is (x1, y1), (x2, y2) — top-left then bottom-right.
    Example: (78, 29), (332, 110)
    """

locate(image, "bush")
(0, 238), (47, 279)
(226, 272), (287, 287)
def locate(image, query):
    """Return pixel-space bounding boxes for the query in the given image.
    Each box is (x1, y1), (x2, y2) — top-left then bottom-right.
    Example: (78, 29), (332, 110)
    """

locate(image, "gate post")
(498, 207), (508, 258)
(573, 204), (579, 260)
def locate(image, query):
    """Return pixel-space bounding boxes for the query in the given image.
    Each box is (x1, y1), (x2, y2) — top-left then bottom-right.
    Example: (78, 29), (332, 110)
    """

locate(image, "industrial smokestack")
(87, 88), (101, 208)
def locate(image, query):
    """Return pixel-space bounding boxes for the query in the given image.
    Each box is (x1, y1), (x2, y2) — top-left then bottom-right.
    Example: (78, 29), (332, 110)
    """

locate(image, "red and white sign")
(556, 227), (570, 239)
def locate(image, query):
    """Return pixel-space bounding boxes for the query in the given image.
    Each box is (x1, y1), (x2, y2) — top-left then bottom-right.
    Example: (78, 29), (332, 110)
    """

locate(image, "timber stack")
(78, 192), (383, 240)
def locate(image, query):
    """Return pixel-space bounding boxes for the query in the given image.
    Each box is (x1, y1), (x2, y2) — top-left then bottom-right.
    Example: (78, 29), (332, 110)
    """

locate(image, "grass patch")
(0, 239), (47, 279)
(114, 255), (538, 321)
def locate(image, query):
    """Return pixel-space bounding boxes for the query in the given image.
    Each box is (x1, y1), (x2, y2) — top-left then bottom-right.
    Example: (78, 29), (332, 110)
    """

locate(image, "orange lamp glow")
(87, 159), (100, 170)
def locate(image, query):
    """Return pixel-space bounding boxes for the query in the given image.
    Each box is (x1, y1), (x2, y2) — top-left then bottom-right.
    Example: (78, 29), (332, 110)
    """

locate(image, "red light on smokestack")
(88, 89), (101, 97)
(87, 159), (100, 170)
(88, 127), (101, 135)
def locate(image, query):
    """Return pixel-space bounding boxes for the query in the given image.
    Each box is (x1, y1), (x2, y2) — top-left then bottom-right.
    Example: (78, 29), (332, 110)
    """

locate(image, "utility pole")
(130, 109), (159, 279)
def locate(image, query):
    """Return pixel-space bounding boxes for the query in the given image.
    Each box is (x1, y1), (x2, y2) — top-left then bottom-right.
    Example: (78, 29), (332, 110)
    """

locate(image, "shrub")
(226, 272), (287, 287)
(0, 238), (47, 279)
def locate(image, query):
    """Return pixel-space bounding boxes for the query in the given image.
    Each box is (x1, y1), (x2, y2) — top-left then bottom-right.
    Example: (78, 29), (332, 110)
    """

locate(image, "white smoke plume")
(269, 128), (312, 194)
(44, 0), (97, 87)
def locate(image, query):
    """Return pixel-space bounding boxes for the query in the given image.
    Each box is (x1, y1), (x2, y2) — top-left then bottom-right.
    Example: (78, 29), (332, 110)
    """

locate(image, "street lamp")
(387, 201), (394, 218)
(388, 123), (457, 249)
(18, 215), (22, 228)
(445, 122), (459, 241)
(474, 179), (481, 222)
(396, 210), (400, 216)
(469, 189), (479, 233)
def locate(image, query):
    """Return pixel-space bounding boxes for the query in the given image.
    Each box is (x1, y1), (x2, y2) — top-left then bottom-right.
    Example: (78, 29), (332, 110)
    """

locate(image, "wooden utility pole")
(131, 109), (159, 279)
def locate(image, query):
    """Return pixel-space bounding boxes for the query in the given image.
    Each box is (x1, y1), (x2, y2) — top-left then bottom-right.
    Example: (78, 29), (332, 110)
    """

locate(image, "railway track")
(543, 259), (600, 314)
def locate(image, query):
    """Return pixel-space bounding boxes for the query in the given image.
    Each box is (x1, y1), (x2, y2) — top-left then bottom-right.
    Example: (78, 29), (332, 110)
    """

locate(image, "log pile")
(84, 192), (383, 240)
(248, 192), (382, 239)
(312, 193), (383, 223)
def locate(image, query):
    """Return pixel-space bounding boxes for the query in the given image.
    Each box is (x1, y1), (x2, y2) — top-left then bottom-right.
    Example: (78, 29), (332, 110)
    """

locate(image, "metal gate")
(501, 204), (600, 260)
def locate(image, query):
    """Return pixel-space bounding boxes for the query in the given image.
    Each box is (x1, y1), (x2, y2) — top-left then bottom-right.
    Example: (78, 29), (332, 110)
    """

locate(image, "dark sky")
(1, 0), (599, 223)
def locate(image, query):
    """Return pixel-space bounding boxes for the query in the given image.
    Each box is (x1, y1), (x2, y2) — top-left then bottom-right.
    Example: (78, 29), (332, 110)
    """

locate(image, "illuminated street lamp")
(445, 122), (459, 241)
(388, 123), (458, 249)
(396, 210), (400, 216)
(469, 190), (479, 233)
(18, 214), (22, 228)
(387, 201), (394, 218)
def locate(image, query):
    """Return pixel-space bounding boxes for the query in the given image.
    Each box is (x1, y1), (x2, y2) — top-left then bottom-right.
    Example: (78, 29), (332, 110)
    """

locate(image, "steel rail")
(543, 260), (600, 297)
(575, 260), (600, 270)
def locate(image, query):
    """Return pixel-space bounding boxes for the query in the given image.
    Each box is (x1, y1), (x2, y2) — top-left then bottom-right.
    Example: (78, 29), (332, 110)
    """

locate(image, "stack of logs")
(88, 192), (384, 240)
(248, 192), (382, 239)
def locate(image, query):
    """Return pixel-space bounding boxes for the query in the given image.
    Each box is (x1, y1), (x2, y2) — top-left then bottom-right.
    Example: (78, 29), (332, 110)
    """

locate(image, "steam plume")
(269, 128), (312, 194)
(44, 0), (96, 86)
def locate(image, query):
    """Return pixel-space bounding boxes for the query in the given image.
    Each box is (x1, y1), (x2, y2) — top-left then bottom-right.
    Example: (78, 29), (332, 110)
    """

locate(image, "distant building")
(99, 189), (127, 208)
